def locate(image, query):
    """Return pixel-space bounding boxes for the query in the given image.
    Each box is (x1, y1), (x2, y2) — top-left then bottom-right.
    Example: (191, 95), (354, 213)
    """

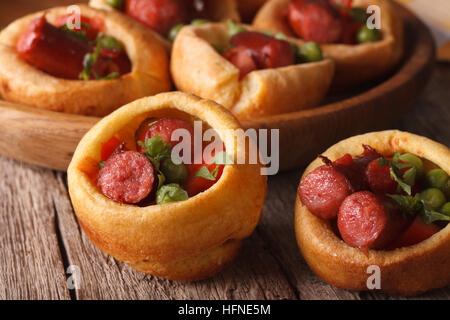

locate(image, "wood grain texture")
(0, 158), (70, 300)
(0, 2), (436, 172)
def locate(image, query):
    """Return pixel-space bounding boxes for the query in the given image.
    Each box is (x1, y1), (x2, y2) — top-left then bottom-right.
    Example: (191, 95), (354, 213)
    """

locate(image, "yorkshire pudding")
(68, 92), (267, 281)
(171, 23), (334, 120)
(0, 4), (170, 116)
(253, 0), (404, 89)
(295, 130), (450, 296)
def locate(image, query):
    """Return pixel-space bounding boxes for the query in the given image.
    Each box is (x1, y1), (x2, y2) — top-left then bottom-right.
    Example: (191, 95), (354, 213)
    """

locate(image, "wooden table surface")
(1, 1), (450, 300)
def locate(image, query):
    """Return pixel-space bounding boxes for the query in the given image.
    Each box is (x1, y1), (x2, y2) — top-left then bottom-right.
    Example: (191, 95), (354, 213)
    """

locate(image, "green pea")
(356, 25), (381, 43)
(420, 188), (447, 210)
(398, 153), (424, 178)
(299, 41), (323, 62)
(425, 169), (449, 190)
(156, 184), (188, 205)
(440, 202), (450, 216)
(160, 158), (188, 185)
(105, 0), (124, 10)
(168, 23), (185, 42)
(191, 19), (210, 26)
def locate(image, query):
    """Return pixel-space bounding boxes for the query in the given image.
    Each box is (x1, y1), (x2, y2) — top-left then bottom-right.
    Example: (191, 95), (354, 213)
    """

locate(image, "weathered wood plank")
(0, 158), (70, 299)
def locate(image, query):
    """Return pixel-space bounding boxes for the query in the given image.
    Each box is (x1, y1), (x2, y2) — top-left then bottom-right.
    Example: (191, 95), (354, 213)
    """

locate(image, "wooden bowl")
(0, 3), (435, 172)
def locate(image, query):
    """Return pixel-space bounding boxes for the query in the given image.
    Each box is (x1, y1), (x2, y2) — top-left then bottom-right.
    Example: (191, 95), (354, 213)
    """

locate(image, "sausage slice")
(338, 191), (412, 250)
(299, 165), (354, 219)
(98, 151), (155, 204)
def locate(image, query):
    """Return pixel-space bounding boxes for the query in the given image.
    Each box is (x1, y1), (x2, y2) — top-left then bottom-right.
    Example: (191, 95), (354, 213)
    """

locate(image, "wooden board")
(0, 2), (435, 172)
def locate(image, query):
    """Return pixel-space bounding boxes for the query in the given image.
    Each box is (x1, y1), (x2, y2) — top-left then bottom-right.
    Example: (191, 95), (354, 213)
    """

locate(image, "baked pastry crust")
(171, 23), (334, 120)
(0, 4), (171, 116)
(295, 130), (450, 296)
(253, 0), (404, 89)
(89, 0), (240, 49)
(68, 92), (267, 281)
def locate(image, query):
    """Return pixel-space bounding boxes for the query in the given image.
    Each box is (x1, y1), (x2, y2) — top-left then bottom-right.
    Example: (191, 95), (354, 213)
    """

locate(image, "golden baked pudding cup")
(253, 0), (404, 89)
(68, 92), (268, 281)
(171, 23), (334, 120)
(0, 4), (171, 116)
(295, 130), (450, 296)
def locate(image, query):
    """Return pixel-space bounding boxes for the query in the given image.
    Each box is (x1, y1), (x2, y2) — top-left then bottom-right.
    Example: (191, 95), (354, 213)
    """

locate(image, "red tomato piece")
(100, 136), (123, 161)
(79, 156), (101, 183)
(136, 118), (195, 153)
(183, 149), (225, 197)
(387, 216), (441, 249)
(125, 0), (188, 36)
(365, 158), (398, 194)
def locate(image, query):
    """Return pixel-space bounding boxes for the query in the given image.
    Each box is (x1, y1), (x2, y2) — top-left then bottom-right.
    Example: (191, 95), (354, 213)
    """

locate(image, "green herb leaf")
(194, 166), (217, 181)
(106, 0), (124, 10)
(138, 135), (172, 187)
(403, 167), (417, 187)
(79, 41), (102, 80)
(388, 194), (422, 215)
(389, 167), (412, 195)
(79, 34), (124, 81)
(97, 35), (123, 51)
(58, 24), (89, 42)
(147, 135), (171, 158)
(387, 193), (450, 225)
(98, 161), (106, 168)
(274, 32), (288, 40)
(377, 157), (391, 167)
(156, 183), (188, 204)
(377, 155), (415, 195)
(157, 173), (166, 190)
(420, 206), (450, 225)
(349, 7), (368, 23)
(331, 3), (367, 23)
(227, 20), (246, 39)
(93, 71), (119, 80)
